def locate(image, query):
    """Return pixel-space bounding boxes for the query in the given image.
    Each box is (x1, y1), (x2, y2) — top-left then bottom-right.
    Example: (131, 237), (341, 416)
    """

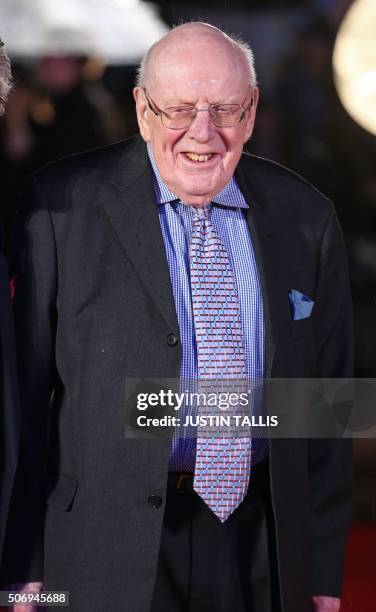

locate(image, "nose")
(187, 109), (214, 142)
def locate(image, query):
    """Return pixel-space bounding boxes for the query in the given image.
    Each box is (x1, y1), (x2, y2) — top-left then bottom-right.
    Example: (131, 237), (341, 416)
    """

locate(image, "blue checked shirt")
(147, 145), (266, 471)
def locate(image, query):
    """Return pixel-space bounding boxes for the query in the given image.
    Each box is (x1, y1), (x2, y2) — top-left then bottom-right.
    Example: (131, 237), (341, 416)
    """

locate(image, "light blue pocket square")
(289, 289), (314, 320)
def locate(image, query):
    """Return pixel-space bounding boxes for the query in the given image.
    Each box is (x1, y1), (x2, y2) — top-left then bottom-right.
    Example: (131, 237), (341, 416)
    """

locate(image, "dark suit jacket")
(0, 252), (19, 563)
(1, 136), (353, 612)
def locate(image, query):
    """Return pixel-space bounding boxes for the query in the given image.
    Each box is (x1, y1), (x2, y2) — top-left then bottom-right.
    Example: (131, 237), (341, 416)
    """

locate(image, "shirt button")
(148, 495), (163, 509)
(167, 333), (179, 347)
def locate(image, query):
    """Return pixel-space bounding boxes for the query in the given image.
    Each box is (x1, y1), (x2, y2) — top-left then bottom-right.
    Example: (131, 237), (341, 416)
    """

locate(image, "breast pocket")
(290, 317), (316, 376)
(290, 316), (313, 340)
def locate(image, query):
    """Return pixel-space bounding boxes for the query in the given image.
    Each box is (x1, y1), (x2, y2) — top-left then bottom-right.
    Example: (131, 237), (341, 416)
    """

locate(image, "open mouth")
(183, 152), (214, 162)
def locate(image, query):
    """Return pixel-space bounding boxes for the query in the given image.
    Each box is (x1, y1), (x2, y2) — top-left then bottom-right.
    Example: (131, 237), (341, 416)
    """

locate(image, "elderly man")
(0, 38), (19, 566)
(2, 23), (352, 612)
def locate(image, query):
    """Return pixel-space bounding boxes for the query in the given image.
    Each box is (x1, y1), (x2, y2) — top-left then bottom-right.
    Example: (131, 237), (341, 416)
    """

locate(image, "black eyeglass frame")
(142, 87), (254, 130)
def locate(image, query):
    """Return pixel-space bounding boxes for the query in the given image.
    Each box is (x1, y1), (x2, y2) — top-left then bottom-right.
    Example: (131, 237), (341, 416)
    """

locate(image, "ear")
(133, 87), (151, 142)
(243, 86), (259, 143)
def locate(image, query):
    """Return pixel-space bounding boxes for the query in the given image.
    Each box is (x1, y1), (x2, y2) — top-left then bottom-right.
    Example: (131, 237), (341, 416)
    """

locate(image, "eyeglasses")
(143, 88), (253, 130)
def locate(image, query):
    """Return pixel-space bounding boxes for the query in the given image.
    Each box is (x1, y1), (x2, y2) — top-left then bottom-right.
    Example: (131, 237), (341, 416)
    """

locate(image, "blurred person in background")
(1, 23), (352, 612)
(0, 37), (19, 568)
(0, 55), (126, 259)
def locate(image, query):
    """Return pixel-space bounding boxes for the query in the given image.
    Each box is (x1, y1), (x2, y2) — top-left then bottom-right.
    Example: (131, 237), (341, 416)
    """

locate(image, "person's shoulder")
(28, 135), (145, 197)
(238, 151), (334, 221)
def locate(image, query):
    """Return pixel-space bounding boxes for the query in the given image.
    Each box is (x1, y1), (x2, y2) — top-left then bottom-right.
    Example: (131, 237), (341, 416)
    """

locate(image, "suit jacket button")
(148, 495), (163, 509)
(167, 333), (178, 347)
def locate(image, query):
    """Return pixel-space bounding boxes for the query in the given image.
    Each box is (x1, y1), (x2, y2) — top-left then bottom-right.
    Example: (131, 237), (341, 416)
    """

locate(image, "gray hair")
(0, 39), (12, 116)
(136, 22), (257, 89)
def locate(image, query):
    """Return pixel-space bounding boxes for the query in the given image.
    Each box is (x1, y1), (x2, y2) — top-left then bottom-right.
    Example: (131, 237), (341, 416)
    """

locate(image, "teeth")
(185, 152), (213, 162)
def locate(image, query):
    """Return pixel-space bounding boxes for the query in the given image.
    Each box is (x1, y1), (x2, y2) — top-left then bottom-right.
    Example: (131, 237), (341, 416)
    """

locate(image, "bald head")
(136, 22), (256, 90)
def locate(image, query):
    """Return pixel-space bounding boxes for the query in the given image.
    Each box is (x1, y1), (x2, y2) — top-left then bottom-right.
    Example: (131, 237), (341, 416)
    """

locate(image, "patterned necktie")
(190, 205), (252, 522)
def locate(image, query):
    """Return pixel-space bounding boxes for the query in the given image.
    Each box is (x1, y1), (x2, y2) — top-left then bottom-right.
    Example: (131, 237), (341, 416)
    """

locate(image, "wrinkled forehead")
(147, 34), (249, 98)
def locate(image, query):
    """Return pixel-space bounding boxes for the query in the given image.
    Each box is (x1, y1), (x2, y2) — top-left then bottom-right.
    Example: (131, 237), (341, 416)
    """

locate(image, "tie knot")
(193, 205), (210, 222)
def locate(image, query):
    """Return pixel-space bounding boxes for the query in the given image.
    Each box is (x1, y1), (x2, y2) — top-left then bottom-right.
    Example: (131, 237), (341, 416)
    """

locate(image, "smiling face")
(134, 27), (258, 206)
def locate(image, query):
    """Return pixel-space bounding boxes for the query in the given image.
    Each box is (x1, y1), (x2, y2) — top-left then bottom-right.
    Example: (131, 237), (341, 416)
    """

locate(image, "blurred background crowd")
(0, 0), (375, 604)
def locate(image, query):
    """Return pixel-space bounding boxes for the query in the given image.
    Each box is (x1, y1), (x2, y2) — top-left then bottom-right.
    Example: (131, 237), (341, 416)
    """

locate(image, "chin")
(176, 192), (212, 207)
(186, 197), (213, 207)
(179, 181), (224, 205)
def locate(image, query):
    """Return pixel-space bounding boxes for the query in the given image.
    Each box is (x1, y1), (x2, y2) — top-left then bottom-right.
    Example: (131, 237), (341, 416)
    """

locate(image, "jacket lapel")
(236, 155), (291, 377)
(102, 137), (179, 333)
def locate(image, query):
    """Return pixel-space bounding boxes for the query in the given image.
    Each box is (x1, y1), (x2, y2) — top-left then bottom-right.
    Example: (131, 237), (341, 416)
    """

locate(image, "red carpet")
(341, 524), (376, 612)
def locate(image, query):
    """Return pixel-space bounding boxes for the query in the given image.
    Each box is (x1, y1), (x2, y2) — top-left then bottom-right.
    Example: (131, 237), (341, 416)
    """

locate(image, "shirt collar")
(147, 143), (248, 210)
